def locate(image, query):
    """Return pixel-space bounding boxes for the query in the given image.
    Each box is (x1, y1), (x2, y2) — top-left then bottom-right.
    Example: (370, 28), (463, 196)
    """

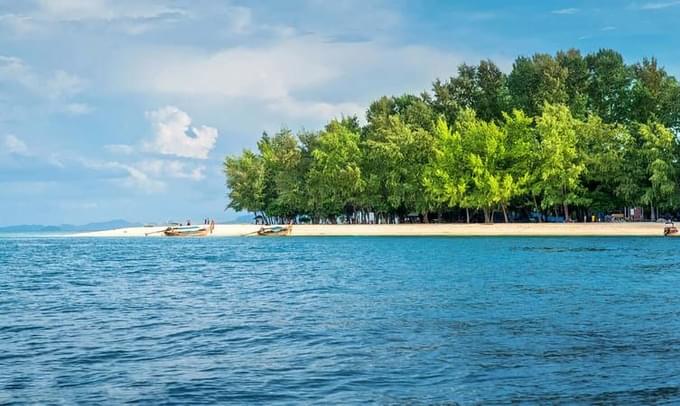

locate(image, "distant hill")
(0, 219), (141, 233)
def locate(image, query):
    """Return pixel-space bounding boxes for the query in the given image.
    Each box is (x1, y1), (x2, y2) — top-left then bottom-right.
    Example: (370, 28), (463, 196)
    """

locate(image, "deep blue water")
(1, 236), (680, 404)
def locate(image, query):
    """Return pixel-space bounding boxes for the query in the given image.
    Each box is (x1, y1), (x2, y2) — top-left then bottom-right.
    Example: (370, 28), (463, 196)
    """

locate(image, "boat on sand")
(257, 225), (292, 236)
(664, 222), (679, 237)
(163, 225), (210, 237)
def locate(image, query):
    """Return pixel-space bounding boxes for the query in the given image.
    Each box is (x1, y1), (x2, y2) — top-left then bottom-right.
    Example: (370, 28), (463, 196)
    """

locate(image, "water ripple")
(1, 236), (680, 403)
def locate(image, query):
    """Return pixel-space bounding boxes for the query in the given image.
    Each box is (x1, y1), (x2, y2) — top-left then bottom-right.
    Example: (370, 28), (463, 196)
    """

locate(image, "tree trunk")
(533, 195), (542, 223)
(563, 202), (569, 222)
(651, 204), (656, 222)
(483, 207), (491, 224)
(501, 204), (509, 223)
(423, 212), (429, 223)
(466, 208), (470, 224)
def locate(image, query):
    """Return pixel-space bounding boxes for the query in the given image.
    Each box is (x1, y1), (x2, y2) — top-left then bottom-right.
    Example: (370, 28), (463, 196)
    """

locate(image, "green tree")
(224, 149), (266, 219)
(363, 115), (433, 217)
(502, 110), (537, 217)
(637, 122), (679, 220)
(578, 116), (628, 213)
(423, 117), (469, 219)
(425, 110), (526, 223)
(307, 119), (364, 220)
(534, 104), (586, 220)
(258, 128), (304, 218)
(431, 60), (509, 123)
(556, 49), (589, 119)
(456, 109), (524, 223)
(585, 49), (632, 123)
(629, 58), (680, 131)
(508, 53), (568, 117)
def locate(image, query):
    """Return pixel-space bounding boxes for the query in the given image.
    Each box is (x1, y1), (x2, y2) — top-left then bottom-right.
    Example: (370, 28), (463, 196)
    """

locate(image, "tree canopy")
(225, 48), (680, 223)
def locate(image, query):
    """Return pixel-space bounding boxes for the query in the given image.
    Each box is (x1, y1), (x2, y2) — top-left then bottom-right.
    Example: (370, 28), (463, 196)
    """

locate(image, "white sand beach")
(77, 222), (667, 237)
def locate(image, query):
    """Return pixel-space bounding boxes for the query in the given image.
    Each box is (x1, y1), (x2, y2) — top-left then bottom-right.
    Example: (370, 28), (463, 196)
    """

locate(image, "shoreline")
(75, 222), (667, 237)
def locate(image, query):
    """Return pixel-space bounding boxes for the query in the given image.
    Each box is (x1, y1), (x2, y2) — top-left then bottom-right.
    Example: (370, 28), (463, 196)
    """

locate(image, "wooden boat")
(257, 225), (292, 236)
(664, 223), (679, 237)
(163, 225), (210, 237)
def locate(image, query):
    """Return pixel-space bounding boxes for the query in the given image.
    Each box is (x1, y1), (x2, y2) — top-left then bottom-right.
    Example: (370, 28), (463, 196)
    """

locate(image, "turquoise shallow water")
(1, 236), (679, 404)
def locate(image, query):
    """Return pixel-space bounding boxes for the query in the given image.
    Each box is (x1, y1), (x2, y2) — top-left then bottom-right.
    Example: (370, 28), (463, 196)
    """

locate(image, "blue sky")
(1, 0), (680, 225)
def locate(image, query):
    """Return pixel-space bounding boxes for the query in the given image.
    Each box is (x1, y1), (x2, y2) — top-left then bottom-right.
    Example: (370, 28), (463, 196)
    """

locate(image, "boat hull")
(664, 226), (679, 237)
(163, 226), (210, 237)
(257, 225), (292, 236)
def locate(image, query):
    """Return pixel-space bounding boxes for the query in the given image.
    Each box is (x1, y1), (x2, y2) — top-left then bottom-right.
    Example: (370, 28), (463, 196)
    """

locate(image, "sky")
(2, 0), (680, 226)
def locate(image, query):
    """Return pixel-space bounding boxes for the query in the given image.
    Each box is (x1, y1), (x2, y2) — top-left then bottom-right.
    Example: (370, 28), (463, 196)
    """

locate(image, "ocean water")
(1, 236), (679, 404)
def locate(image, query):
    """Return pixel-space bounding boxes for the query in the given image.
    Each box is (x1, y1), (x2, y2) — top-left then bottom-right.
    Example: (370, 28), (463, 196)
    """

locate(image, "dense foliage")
(225, 49), (680, 223)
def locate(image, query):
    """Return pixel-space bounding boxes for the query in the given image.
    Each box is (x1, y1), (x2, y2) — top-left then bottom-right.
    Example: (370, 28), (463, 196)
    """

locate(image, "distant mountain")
(0, 219), (141, 233)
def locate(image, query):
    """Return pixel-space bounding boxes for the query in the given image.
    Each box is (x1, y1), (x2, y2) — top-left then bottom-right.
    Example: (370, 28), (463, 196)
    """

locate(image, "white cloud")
(117, 163), (165, 192)
(80, 156), (206, 194)
(4, 134), (29, 156)
(35, 0), (186, 22)
(46, 71), (85, 99)
(136, 159), (206, 181)
(63, 102), (93, 115)
(226, 6), (253, 34)
(552, 8), (579, 14)
(638, 0), (680, 9)
(0, 55), (86, 105)
(0, 14), (38, 34)
(0, 0), (186, 37)
(601, 26), (617, 31)
(268, 97), (365, 120)
(0, 56), (34, 88)
(145, 106), (218, 160)
(81, 159), (165, 192)
(129, 41), (337, 100)
(119, 36), (465, 121)
(104, 144), (135, 155)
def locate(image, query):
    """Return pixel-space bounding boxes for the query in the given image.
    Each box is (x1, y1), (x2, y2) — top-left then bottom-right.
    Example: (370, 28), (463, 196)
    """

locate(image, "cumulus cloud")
(129, 42), (336, 100)
(119, 36), (466, 121)
(145, 106), (218, 160)
(4, 134), (29, 156)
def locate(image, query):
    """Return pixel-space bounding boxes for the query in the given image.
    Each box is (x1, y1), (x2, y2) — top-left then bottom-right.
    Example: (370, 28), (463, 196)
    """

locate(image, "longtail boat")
(257, 225), (292, 236)
(163, 225), (210, 237)
(664, 222), (679, 237)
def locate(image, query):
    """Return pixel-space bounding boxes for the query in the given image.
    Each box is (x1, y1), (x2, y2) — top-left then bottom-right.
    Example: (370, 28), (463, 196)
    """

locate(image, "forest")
(224, 48), (680, 224)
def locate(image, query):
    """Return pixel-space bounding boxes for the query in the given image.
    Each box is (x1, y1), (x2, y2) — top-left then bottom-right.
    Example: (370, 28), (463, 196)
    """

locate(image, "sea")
(1, 236), (679, 404)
